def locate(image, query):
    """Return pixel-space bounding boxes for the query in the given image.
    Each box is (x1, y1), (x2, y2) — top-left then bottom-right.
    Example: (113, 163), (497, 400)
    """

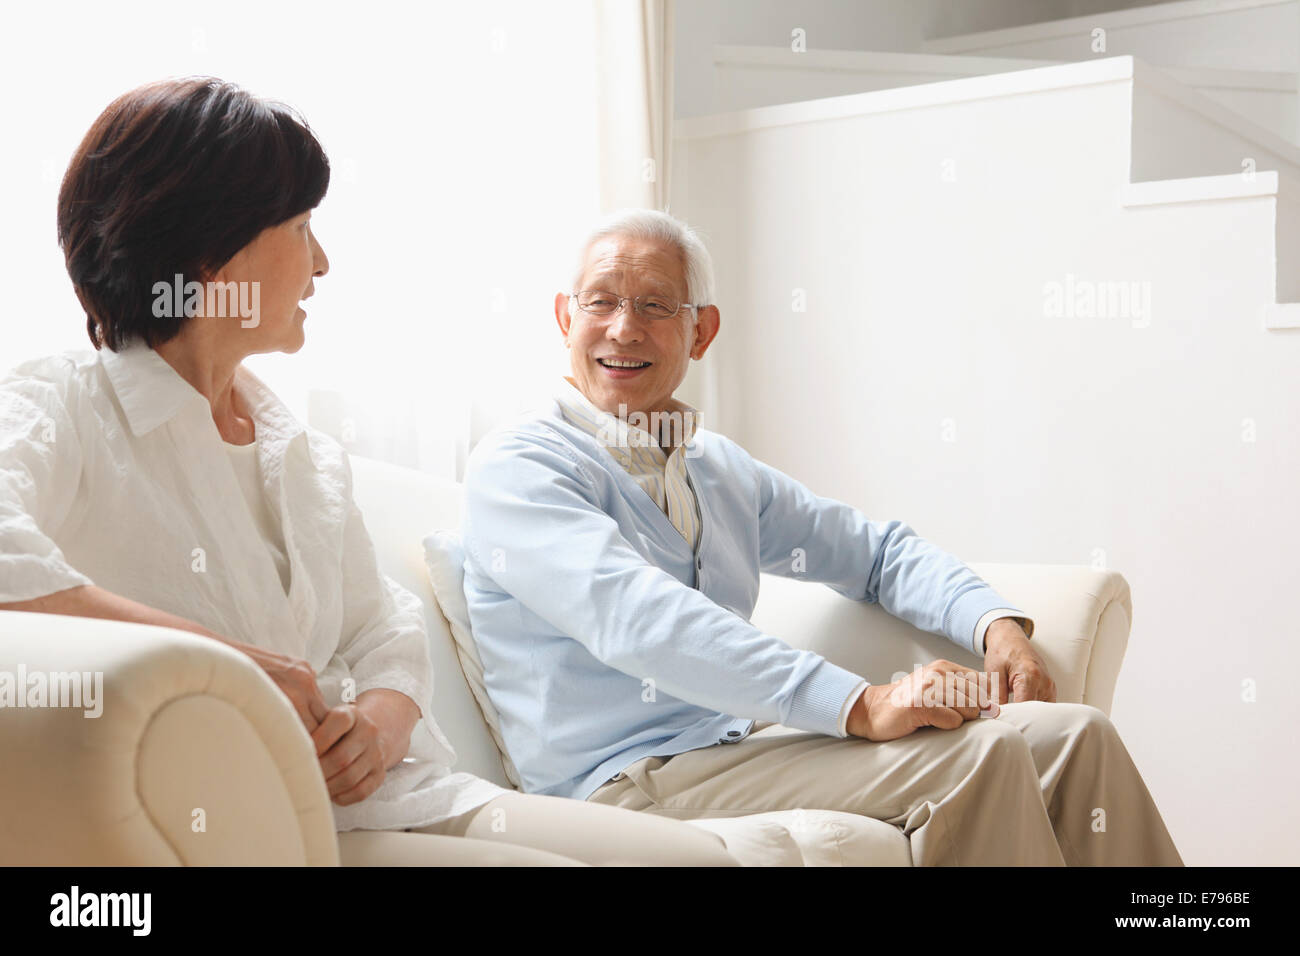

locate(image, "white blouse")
(0, 342), (506, 831)
(224, 439), (292, 594)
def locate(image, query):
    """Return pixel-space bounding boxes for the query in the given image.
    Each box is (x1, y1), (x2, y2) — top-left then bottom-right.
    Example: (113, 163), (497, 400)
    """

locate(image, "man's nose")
(606, 303), (644, 340)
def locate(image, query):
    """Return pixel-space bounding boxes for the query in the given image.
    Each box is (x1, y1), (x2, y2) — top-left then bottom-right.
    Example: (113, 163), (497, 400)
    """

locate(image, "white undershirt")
(224, 439), (291, 594)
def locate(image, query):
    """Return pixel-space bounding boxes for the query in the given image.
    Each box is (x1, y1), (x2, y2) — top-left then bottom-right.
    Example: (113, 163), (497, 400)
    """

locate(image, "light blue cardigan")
(461, 399), (1026, 800)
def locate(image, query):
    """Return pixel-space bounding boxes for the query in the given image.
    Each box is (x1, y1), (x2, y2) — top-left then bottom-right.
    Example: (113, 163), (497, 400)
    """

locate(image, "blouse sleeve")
(0, 371), (94, 603)
(334, 453), (458, 768)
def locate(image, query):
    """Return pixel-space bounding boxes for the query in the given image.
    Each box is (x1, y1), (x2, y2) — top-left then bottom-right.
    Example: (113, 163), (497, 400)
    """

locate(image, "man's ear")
(690, 305), (721, 360)
(554, 291), (573, 341)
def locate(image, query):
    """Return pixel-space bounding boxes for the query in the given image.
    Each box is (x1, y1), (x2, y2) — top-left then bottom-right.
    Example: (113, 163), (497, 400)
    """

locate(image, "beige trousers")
(336, 789), (740, 866)
(586, 701), (1183, 866)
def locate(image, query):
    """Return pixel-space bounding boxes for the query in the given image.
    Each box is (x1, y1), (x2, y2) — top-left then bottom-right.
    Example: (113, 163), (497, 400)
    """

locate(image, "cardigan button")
(695, 556), (702, 570)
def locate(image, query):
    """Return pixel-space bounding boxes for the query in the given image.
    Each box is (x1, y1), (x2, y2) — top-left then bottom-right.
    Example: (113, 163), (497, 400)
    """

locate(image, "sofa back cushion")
(346, 455), (514, 789)
(422, 530), (523, 788)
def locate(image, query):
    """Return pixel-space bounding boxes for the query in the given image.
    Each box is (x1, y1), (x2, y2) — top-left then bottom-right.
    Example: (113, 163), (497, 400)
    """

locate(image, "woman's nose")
(311, 229), (330, 277)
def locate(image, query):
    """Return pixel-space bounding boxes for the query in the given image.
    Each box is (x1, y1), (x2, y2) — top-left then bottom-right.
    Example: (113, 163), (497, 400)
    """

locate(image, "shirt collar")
(553, 376), (701, 462)
(98, 340), (314, 463)
(99, 340), (208, 437)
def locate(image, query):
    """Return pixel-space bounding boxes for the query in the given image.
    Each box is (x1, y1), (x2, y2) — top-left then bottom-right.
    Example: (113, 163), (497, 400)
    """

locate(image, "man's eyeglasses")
(571, 290), (700, 320)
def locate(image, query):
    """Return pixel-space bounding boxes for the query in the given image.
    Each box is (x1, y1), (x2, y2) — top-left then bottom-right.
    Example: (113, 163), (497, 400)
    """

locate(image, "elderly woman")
(0, 77), (736, 867)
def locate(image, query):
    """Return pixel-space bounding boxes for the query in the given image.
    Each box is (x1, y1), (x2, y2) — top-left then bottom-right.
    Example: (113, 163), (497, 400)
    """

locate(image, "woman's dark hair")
(57, 77), (330, 351)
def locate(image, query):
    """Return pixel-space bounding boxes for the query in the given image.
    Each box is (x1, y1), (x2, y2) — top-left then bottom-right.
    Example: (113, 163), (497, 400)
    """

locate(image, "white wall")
(672, 59), (1300, 865)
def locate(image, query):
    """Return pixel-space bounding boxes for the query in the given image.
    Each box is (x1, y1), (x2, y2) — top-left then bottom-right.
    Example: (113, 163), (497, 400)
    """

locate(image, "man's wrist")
(846, 685), (877, 738)
(984, 617), (1028, 653)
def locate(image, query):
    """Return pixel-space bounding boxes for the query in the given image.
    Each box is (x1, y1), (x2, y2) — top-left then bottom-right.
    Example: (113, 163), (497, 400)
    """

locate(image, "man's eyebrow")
(586, 271), (680, 296)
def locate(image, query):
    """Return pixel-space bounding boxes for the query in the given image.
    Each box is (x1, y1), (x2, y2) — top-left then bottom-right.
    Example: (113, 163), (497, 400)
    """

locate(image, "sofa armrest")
(0, 611), (339, 865)
(968, 563), (1132, 716)
(751, 564), (1132, 715)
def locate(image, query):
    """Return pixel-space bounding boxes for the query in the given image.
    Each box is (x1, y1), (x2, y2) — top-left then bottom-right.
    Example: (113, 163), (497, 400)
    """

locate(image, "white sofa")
(0, 454), (1134, 865)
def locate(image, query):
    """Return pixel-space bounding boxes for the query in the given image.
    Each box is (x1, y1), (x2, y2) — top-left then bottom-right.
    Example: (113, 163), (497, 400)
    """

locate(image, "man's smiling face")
(555, 234), (719, 418)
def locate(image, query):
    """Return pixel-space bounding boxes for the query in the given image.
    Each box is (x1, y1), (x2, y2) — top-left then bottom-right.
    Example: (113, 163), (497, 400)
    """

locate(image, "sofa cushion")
(422, 530), (523, 789)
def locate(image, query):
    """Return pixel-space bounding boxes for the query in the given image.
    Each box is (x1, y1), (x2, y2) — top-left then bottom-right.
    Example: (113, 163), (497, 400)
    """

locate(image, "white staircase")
(708, 1), (1299, 144)
(712, 46), (1298, 144)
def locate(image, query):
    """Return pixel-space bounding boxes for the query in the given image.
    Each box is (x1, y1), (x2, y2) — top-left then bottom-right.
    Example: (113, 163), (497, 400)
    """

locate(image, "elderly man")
(460, 209), (1182, 866)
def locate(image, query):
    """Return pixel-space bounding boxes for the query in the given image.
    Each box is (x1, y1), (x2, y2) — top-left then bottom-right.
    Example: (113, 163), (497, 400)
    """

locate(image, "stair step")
(711, 45), (1298, 142)
(920, 0), (1298, 74)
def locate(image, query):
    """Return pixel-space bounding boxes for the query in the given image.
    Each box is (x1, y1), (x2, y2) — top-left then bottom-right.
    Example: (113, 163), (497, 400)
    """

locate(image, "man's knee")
(958, 713), (1038, 769)
(1014, 700), (1115, 734)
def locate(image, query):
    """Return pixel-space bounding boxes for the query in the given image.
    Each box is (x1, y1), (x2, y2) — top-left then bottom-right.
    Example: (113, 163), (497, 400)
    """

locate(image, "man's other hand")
(984, 618), (1057, 704)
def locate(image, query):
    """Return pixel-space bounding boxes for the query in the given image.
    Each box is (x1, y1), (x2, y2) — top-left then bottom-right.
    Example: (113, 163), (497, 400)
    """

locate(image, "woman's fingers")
(293, 697), (320, 732)
(321, 713), (385, 801)
(306, 691), (330, 725)
(324, 738), (379, 796)
(311, 705), (357, 758)
(333, 766), (386, 807)
(240, 644), (330, 731)
(320, 717), (374, 782)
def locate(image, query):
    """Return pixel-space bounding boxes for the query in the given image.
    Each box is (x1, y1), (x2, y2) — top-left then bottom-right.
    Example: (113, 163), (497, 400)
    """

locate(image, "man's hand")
(983, 618), (1056, 703)
(846, 660), (999, 741)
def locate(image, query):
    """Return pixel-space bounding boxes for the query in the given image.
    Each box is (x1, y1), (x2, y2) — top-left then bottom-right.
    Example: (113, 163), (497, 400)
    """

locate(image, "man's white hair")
(569, 208), (716, 313)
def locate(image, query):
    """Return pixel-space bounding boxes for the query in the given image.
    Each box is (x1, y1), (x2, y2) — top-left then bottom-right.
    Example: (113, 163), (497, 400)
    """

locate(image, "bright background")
(2, 0), (602, 477)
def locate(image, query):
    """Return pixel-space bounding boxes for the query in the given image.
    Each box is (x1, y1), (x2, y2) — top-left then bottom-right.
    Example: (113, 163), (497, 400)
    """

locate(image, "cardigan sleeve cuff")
(974, 608), (1036, 653)
(838, 679), (870, 736)
(788, 659), (871, 738)
(945, 587), (1030, 657)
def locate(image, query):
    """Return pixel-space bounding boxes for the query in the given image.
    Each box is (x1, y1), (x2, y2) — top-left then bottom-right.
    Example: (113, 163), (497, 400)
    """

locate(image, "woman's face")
(211, 210), (329, 355)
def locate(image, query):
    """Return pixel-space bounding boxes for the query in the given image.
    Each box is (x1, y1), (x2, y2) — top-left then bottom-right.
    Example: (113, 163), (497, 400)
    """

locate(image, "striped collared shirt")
(553, 376), (703, 552)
